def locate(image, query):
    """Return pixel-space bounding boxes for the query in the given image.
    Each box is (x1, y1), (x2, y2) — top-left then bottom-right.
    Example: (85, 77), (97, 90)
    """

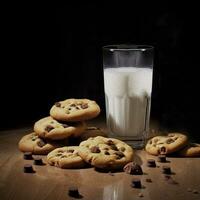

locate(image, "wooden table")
(0, 119), (200, 200)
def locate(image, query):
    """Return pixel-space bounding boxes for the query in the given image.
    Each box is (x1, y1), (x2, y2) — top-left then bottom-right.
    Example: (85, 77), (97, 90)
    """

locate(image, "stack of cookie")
(18, 98), (104, 155)
(145, 133), (200, 157)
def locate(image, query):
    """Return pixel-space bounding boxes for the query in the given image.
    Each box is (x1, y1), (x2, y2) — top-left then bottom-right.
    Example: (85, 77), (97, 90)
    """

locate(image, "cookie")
(50, 99), (100, 122)
(79, 127), (107, 141)
(145, 133), (188, 155)
(78, 136), (134, 170)
(18, 132), (61, 155)
(47, 146), (86, 169)
(177, 143), (200, 157)
(34, 116), (86, 140)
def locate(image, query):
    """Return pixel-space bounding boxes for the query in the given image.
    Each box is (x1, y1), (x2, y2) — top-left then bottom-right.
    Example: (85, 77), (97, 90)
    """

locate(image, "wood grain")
(0, 119), (200, 200)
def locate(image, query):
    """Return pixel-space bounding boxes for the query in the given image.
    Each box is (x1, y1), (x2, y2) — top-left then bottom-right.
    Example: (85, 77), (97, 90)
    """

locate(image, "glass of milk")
(103, 45), (154, 148)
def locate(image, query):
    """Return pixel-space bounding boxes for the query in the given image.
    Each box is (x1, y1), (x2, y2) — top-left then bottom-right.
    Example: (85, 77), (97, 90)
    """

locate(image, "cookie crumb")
(192, 189), (199, 194)
(138, 193), (144, 197)
(146, 178), (152, 183)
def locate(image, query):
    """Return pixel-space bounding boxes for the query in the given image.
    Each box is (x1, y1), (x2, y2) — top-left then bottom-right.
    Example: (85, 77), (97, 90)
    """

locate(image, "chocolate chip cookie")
(50, 99), (100, 122)
(177, 143), (200, 157)
(79, 127), (107, 141)
(34, 116), (86, 140)
(145, 133), (188, 155)
(78, 136), (134, 170)
(18, 132), (61, 155)
(47, 146), (86, 169)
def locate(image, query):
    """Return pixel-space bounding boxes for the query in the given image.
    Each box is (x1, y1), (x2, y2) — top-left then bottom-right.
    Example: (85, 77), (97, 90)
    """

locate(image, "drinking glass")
(103, 44), (154, 148)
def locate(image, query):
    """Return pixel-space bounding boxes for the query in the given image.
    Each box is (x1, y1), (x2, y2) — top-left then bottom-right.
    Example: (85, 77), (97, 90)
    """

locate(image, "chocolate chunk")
(119, 147), (125, 152)
(68, 186), (80, 198)
(115, 151), (125, 159)
(123, 162), (143, 175)
(62, 124), (69, 128)
(37, 140), (46, 147)
(146, 178), (152, 183)
(70, 104), (76, 107)
(55, 102), (61, 107)
(131, 178), (142, 188)
(45, 125), (54, 132)
(158, 155), (167, 163)
(67, 149), (74, 153)
(159, 146), (167, 154)
(34, 157), (43, 165)
(23, 152), (33, 160)
(162, 166), (171, 174)
(24, 164), (34, 173)
(90, 146), (101, 153)
(166, 138), (174, 144)
(81, 103), (88, 109)
(147, 159), (156, 167)
(107, 140), (114, 145)
(104, 151), (110, 155)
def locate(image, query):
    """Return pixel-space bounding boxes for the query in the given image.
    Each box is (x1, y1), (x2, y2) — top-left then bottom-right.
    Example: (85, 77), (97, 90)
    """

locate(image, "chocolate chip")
(120, 147), (125, 152)
(158, 155), (167, 162)
(55, 102), (61, 107)
(162, 166), (171, 174)
(76, 106), (80, 110)
(81, 103), (88, 109)
(60, 155), (67, 158)
(70, 104), (76, 107)
(110, 144), (118, 151)
(55, 153), (63, 157)
(104, 151), (110, 155)
(45, 125), (54, 132)
(123, 162), (143, 175)
(103, 147), (109, 151)
(68, 186), (80, 198)
(115, 151), (125, 159)
(23, 152), (33, 160)
(166, 138), (174, 144)
(37, 140), (46, 147)
(67, 149), (74, 153)
(62, 124), (69, 128)
(107, 140), (114, 145)
(90, 146), (101, 153)
(131, 178), (142, 188)
(24, 164), (34, 173)
(147, 159), (156, 167)
(34, 157), (43, 165)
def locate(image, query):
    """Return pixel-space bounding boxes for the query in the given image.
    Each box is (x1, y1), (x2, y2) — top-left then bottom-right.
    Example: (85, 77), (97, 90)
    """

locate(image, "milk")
(104, 67), (153, 139)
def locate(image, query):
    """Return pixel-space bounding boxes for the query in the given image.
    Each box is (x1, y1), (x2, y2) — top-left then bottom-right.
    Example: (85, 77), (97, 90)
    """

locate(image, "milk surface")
(104, 67), (153, 137)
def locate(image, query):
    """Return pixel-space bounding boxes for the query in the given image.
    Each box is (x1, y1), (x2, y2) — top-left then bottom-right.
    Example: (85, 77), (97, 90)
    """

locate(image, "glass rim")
(103, 44), (154, 51)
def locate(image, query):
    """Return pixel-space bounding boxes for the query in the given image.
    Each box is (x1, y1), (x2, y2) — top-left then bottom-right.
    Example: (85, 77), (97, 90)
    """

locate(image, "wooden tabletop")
(0, 119), (200, 200)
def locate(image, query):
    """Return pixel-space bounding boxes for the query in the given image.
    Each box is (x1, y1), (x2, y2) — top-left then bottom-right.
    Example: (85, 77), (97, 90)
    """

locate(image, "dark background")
(1, 3), (199, 140)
